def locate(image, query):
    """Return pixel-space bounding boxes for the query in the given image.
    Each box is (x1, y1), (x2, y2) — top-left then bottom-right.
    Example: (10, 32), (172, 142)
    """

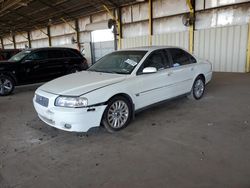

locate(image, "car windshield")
(8, 50), (31, 62)
(88, 51), (147, 74)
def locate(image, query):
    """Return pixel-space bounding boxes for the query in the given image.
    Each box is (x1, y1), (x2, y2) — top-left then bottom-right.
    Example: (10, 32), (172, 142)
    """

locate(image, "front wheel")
(102, 96), (132, 133)
(0, 75), (15, 96)
(188, 76), (205, 100)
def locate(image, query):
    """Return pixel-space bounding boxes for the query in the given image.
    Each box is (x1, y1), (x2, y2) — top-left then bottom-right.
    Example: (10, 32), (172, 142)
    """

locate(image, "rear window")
(169, 48), (196, 67)
(64, 49), (81, 58)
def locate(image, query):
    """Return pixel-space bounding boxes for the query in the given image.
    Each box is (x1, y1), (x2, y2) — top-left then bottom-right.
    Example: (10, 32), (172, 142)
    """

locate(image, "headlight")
(55, 96), (88, 108)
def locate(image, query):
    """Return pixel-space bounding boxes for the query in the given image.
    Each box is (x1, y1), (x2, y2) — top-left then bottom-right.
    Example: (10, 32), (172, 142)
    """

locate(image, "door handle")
(191, 67), (194, 71)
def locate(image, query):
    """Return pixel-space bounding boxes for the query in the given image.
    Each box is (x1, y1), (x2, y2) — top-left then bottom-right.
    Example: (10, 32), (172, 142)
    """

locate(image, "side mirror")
(142, 67), (157, 74)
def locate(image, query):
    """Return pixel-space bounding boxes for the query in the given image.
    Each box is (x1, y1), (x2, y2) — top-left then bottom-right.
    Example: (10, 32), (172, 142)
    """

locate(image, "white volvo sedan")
(33, 46), (212, 133)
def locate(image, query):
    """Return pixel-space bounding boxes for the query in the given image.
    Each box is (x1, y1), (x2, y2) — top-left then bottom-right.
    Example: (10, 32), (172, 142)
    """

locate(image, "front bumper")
(33, 90), (107, 132)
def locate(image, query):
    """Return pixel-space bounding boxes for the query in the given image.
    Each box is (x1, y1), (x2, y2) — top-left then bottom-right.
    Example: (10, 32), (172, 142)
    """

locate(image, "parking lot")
(1, 72), (250, 188)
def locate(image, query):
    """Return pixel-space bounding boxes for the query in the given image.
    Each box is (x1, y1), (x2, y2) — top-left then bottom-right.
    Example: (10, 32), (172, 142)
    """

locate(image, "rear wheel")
(0, 75), (15, 96)
(102, 96), (132, 133)
(188, 76), (205, 100)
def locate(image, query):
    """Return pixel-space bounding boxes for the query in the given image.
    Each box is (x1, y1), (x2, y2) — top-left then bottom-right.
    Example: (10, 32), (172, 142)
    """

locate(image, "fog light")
(64, 124), (72, 129)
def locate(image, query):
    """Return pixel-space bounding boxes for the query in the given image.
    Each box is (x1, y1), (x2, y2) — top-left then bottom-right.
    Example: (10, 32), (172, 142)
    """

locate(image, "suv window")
(28, 51), (48, 60)
(48, 50), (64, 59)
(64, 49), (81, 58)
(169, 48), (196, 67)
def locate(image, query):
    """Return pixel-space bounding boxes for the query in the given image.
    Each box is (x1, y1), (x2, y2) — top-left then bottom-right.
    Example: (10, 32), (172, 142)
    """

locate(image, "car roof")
(119, 46), (183, 52)
(25, 47), (78, 52)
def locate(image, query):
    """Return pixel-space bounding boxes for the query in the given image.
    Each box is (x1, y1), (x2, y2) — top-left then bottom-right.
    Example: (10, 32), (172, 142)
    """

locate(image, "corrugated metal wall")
(30, 28), (49, 48)
(121, 31), (189, 50)
(152, 31), (189, 50)
(15, 33), (28, 49)
(2, 36), (14, 49)
(121, 36), (149, 49)
(92, 41), (114, 62)
(194, 24), (248, 72)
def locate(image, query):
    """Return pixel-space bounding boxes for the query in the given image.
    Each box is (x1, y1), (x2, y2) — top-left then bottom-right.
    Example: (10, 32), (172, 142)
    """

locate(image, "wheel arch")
(105, 93), (135, 118)
(0, 72), (18, 85)
(196, 74), (205, 83)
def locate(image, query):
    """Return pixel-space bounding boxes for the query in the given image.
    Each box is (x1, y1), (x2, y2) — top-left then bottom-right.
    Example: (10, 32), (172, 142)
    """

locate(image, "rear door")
(166, 48), (197, 95)
(47, 49), (66, 78)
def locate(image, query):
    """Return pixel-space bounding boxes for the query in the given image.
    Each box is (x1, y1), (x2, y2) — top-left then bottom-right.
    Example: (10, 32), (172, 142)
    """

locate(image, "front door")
(21, 50), (49, 83)
(133, 50), (174, 110)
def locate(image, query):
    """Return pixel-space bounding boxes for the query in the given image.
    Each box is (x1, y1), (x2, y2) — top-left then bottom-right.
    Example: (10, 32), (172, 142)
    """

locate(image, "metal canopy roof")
(0, 0), (136, 36)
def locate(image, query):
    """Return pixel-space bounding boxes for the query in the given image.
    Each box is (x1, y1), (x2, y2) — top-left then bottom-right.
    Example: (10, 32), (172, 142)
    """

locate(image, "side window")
(48, 50), (64, 59)
(64, 49), (81, 58)
(143, 51), (166, 71)
(28, 51), (48, 60)
(190, 55), (197, 64)
(169, 48), (196, 67)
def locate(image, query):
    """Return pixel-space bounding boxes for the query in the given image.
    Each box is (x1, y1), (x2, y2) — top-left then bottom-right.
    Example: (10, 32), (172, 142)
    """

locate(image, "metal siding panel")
(226, 27), (234, 72)
(153, 0), (189, 18)
(30, 28), (48, 40)
(194, 30), (199, 56)
(194, 24), (248, 72)
(121, 36), (149, 49)
(31, 39), (49, 48)
(196, 6), (250, 30)
(122, 6), (132, 24)
(15, 33), (28, 43)
(93, 41), (114, 62)
(209, 28), (216, 66)
(151, 31), (189, 50)
(205, 0), (250, 9)
(214, 27), (222, 71)
(132, 3), (148, 22)
(78, 17), (91, 31)
(220, 27), (228, 72)
(232, 26), (241, 72)
(200, 30), (205, 58)
(204, 29), (210, 61)
(16, 42), (28, 49)
(238, 25), (248, 72)
(3, 44), (14, 49)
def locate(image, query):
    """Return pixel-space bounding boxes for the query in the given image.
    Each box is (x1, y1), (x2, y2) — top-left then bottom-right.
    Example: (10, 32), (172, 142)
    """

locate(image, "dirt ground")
(0, 73), (250, 188)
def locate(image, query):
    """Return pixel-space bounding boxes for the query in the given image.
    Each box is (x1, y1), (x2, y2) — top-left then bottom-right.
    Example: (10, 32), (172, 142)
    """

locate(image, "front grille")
(36, 94), (49, 107)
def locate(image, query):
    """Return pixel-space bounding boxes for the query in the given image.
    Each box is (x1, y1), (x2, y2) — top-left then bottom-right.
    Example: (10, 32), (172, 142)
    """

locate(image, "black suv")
(0, 47), (88, 96)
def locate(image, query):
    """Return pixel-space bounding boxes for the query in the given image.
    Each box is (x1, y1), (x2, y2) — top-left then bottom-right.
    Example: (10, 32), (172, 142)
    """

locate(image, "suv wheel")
(0, 75), (15, 96)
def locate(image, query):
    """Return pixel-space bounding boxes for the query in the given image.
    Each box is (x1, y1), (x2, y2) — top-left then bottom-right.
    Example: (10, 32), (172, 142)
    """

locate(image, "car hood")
(39, 71), (127, 96)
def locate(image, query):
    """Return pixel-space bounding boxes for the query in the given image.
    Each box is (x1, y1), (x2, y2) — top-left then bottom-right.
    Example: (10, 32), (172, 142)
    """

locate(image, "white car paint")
(33, 46), (212, 132)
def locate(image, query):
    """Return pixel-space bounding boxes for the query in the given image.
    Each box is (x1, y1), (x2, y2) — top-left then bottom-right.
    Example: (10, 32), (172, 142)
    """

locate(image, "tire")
(0, 75), (15, 96)
(188, 76), (205, 100)
(102, 96), (132, 133)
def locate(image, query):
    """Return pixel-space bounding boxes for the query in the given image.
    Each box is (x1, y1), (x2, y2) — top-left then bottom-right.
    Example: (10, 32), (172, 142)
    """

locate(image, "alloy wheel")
(0, 77), (13, 95)
(107, 100), (129, 129)
(193, 79), (204, 98)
